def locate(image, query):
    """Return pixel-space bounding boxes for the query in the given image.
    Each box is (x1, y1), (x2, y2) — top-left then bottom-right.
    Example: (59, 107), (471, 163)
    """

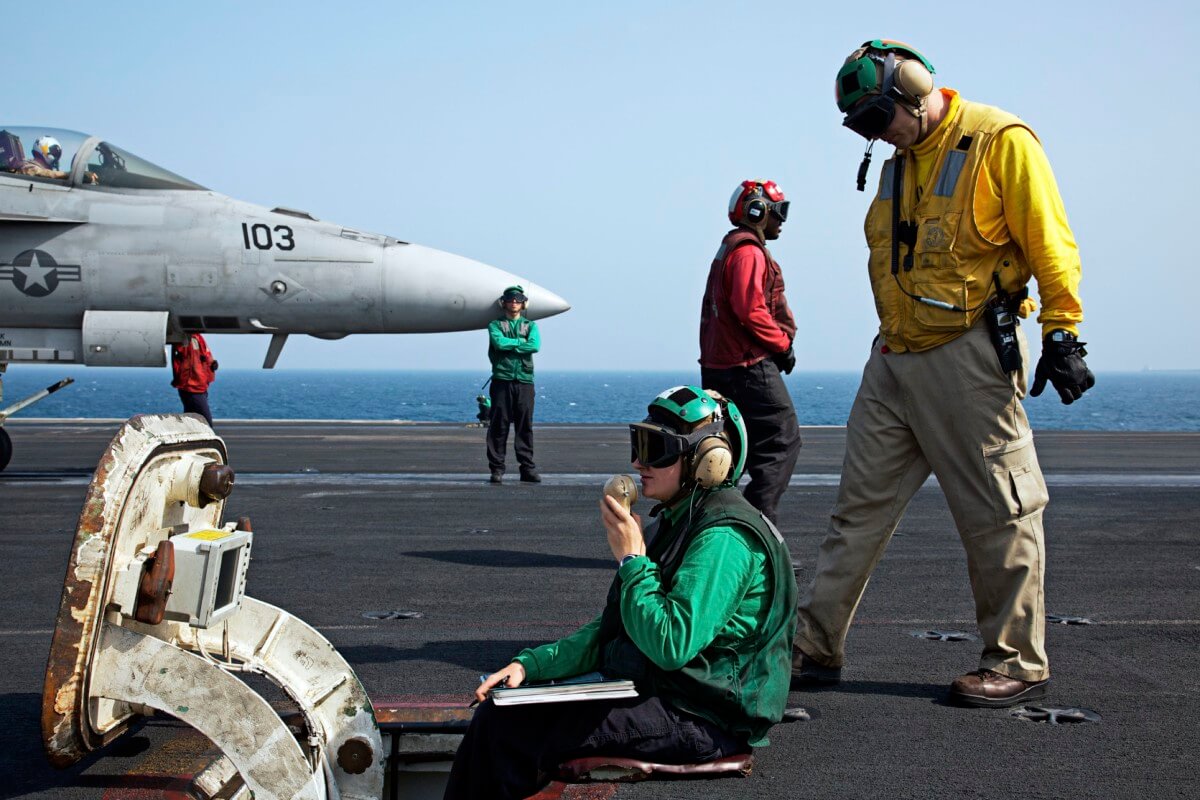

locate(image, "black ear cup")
(893, 59), (933, 103)
(692, 436), (733, 489)
(745, 198), (767, 225)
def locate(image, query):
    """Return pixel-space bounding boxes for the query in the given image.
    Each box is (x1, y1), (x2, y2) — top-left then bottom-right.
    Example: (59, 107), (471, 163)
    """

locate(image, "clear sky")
(6, 1), (1196, 372)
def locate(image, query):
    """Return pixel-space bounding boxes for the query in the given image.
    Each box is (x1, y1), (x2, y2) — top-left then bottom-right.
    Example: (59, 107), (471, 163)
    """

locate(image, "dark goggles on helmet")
(842, 94), (897, 140)
(768, 199), (790, 221)
(629, 420), (722, 468)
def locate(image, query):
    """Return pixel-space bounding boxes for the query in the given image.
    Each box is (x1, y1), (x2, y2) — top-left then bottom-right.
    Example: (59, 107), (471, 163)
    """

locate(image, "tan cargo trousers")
(795, 322), (1050, 681)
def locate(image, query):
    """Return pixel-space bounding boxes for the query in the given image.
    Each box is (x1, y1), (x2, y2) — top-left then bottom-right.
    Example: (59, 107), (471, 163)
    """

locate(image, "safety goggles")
(767, 199), (790, 221)
(842, 94), (897, 140)
(629, 420), (723, 468)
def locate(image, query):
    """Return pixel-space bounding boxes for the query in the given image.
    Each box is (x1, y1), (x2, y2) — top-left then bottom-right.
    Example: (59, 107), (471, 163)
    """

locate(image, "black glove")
(773, 344), (796, 375)
(1030, 330), (1095, 405)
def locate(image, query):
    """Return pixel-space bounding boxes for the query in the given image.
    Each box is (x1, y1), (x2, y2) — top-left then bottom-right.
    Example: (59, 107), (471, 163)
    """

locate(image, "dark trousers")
(702, 359), (801, 523)
(178, 390), (213, 427)
(487, 379), (535, 473)
(444, 695), (746, 800)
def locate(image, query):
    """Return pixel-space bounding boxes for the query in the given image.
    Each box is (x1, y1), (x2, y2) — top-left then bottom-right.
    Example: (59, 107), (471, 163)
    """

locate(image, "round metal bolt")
(336, 736), (374, 774)
(198, 464), (235, 501)
(270, 280), (288, 295)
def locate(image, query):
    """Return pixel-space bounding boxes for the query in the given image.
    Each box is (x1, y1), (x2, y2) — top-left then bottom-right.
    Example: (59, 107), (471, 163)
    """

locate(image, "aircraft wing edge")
(0, 213), (87, 223)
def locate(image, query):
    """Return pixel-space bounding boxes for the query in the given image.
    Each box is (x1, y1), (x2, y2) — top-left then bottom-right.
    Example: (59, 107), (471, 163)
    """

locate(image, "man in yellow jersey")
(792, 40), (1094, 708)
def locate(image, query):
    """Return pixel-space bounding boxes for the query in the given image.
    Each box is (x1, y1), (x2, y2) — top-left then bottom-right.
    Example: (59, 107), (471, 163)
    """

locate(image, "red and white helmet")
(727, 179), (789, 227)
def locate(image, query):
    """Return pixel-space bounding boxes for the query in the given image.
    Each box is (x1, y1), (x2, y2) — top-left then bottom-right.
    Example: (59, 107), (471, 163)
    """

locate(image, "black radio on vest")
(985, 273), (1023, 373)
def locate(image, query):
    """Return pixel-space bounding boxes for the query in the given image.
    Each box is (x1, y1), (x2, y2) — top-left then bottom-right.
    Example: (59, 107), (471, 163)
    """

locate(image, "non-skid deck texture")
(1, 422), (1197, 799)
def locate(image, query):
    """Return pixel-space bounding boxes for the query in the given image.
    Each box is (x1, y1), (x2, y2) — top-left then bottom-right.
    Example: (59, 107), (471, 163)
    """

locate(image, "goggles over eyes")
(758, 180), (789, 221)
(629, 420), (723, 468)
(842, 94), (897, 139)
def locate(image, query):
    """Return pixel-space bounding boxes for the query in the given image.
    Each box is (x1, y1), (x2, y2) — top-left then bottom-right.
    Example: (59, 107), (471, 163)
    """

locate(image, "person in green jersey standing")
(486, 285), (541, 483)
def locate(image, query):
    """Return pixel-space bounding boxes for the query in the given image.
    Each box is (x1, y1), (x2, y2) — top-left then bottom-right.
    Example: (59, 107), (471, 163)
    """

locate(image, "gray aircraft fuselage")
(0, 126), (569, 370)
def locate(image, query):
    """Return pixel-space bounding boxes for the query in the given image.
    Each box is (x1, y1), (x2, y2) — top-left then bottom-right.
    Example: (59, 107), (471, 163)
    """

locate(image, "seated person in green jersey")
(444, 386), (798, 800)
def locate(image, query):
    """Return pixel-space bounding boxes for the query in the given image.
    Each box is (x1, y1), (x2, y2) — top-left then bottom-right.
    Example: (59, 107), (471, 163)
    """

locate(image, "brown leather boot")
(949, 669), (1048, 708)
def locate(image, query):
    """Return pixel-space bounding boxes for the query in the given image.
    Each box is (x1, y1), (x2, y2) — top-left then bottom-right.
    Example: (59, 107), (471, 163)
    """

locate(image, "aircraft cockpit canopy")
(0, 126), (205, 190)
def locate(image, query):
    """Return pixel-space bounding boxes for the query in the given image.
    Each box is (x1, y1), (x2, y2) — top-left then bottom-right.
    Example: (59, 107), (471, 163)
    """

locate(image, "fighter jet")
(0, 126), (570, 470)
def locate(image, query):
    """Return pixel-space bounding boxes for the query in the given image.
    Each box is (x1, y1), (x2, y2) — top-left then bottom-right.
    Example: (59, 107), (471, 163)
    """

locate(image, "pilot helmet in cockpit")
(32, 136), (63, 170)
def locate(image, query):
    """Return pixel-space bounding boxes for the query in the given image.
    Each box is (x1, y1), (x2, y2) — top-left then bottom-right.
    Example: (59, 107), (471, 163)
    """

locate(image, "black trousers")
(487, 379), (535, 473)
(702, 359), (801, 523)
(443, 695), (746, 800)
(178, 390), (213, 427)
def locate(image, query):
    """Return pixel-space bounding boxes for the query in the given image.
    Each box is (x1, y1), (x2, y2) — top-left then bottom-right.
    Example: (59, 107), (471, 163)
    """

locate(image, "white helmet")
(32, 136), (62, 169)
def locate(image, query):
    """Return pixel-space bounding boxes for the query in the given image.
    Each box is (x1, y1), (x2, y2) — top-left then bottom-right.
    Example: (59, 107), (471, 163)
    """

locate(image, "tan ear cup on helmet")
(894, 59), (933, 104)
(692, 436), (733, 489)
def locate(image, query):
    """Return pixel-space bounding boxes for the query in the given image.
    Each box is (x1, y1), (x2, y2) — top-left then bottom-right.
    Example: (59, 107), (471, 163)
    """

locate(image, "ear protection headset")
(837, 39), (935, 115)
(885, 51), (934, 109)
(838, 40), (936, 189)
(689, 433), (734, 489)
(728, 180), (789, 228)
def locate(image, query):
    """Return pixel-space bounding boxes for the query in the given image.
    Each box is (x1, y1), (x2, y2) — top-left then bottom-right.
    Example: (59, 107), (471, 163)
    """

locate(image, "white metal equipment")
(41, 414), (385, 800)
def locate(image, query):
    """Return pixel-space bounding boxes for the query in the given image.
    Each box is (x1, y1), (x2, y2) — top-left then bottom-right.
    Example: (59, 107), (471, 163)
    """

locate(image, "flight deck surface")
(1, 421), (1197, 799)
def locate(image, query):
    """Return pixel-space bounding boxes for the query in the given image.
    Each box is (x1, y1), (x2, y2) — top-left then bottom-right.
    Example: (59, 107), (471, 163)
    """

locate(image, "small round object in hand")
(603, 474), (638, 511)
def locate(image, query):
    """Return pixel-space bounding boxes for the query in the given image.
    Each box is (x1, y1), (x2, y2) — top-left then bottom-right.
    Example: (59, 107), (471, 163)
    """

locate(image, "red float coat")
(699, 228), (795, 369)
(171, 334), (217, 394)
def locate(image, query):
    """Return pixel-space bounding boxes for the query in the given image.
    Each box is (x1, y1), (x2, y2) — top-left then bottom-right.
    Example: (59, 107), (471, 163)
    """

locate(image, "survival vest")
(699, 228), (796, 369)
(171, 334), (216, 394)
(596, 486), (797, 745)
(865, 98), (1035, 353)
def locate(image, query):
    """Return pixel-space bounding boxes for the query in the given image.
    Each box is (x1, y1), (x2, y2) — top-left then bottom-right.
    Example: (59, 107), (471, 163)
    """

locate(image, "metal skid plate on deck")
(41, 413), (384, 800)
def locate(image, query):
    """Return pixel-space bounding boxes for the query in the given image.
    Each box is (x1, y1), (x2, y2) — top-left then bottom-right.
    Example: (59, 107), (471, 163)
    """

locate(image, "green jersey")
(488, 316), (539, 383)
(513, 486), (797, 746)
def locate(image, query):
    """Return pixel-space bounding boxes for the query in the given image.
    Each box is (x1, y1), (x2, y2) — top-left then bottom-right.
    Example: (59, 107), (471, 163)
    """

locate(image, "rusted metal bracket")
(41, 413), (384, 800)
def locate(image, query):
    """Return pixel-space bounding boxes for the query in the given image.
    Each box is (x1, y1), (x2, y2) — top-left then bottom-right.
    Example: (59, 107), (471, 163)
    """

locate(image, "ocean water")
(3, 367), (1198, 431)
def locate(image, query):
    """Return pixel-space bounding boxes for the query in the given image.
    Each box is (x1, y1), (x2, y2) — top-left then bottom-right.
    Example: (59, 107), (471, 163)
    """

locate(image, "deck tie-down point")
(1012, 706), (1101, 724)
(910, 630), (978, 642)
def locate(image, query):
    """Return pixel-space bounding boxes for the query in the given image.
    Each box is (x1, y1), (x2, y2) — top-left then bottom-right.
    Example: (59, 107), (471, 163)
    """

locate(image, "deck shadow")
(792, 680), (946, 701)
(340, 639), (540, 669)
(402, 549), (613, 570)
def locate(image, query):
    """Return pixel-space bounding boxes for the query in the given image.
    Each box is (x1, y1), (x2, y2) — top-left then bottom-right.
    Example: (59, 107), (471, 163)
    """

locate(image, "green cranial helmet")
(836, 39), (936, 114)
(636, 385), (747, 486)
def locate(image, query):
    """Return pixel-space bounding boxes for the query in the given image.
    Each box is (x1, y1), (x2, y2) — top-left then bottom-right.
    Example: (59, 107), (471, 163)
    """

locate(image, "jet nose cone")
(381, 244), (569, 332)
(522, 283), (571, 321)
